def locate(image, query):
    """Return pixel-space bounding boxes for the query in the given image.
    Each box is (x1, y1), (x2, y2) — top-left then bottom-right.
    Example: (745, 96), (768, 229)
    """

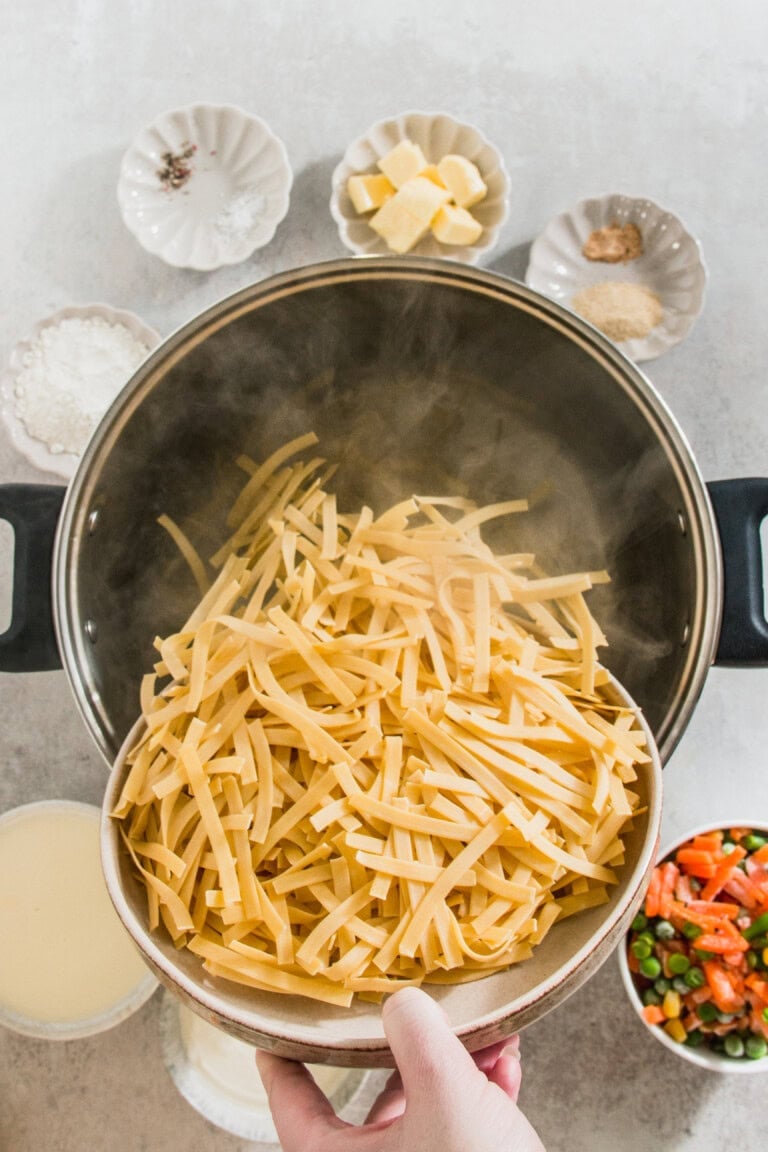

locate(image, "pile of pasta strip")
(113, 432), (648, 1005)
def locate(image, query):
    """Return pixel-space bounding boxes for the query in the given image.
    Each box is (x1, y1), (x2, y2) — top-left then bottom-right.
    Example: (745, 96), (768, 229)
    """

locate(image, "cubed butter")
(432, 204), (483, 246)
(377, 139), (428, 189)
(347, 174), (396, 214)
(418, 164), (447, 188)
(369, 196), (429, 254)
(395, 176), (451, 225)
(436, 155), (487, 209)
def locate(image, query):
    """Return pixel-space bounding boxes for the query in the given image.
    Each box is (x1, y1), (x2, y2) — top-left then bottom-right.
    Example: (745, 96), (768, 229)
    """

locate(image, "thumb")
(382, 987), (483, 1105)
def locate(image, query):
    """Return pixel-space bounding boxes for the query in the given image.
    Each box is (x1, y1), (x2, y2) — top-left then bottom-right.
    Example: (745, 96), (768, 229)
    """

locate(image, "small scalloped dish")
(0, 303), (160, 480)
(330, 111), (509, 264)
(526, 194), (707, 361)
(118, 104), (292, 270)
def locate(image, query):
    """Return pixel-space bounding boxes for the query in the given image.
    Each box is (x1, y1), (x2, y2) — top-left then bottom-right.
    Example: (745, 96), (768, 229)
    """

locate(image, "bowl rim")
(329, 109), (510, 263)
(0, 799), (158, 1040)
(617, 817), (768, 1073)
(117, 101), (293, 270)
(101, 675), (662, 1063)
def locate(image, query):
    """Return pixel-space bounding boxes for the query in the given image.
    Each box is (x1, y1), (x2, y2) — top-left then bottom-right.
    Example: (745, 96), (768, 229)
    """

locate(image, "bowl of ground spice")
(525, 193), (707, 362)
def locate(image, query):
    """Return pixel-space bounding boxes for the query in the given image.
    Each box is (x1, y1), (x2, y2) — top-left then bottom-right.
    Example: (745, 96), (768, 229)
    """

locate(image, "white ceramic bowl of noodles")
(101, 674), (661, 1068)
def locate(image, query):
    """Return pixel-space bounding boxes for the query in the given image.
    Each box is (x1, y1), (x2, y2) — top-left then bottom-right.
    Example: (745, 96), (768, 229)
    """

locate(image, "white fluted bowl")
(526, 193), (707, 361)
(330, 111), (509, 264)
(118, 104), (292, 270)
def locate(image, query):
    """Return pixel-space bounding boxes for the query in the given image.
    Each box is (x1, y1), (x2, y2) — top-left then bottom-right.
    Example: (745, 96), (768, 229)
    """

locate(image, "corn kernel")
(763, 947), (768, 966)
(662, 990), (681, 1019)
(663, 1018), (687, 1044)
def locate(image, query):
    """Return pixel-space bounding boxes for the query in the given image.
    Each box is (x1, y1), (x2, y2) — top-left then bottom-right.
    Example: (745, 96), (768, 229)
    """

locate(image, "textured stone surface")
(2, 3), (768, 1149)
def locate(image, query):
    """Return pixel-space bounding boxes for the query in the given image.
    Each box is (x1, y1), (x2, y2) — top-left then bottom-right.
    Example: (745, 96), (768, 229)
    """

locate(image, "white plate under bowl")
(617, 819), (768, 1073)
(0, 304), (160, 480)
(526, 194), (707, 361)
(118, 104), (293, 270)
(330, 111), (509, 264)
(159, 990), (371, 1144)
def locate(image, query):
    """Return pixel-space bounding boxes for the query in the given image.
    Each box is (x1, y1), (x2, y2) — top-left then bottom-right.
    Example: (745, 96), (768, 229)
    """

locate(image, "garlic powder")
(571, 281), (663, 342)
(12, 316), (151, 456)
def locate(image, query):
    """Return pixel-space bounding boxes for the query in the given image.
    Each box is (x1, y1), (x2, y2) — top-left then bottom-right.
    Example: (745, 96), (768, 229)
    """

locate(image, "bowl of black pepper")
(117, 104), (293, 271)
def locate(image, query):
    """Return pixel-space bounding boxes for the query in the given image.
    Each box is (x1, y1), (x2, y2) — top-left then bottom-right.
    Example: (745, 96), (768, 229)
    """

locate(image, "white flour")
(12, 315), (151, 456)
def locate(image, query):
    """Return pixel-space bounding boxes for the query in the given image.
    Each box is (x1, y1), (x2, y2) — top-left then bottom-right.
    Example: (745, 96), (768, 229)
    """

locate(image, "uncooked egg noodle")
(113, 431), (648, 1005)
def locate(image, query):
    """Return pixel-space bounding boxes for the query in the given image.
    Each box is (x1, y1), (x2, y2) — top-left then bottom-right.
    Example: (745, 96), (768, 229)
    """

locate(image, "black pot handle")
(708, 478), (768, 665)
(0, 484), (65, 672)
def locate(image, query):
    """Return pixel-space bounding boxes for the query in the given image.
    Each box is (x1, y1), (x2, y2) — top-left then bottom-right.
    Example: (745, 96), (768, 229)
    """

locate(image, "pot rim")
(52, 256), (722, 766)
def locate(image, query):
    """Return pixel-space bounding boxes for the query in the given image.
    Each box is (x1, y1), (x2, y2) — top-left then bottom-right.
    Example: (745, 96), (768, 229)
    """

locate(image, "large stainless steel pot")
(1, 257), (767, 764)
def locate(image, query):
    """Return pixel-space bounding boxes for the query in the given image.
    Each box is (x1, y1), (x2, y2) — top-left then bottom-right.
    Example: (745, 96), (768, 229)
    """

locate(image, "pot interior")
(59, 261), (716, 763)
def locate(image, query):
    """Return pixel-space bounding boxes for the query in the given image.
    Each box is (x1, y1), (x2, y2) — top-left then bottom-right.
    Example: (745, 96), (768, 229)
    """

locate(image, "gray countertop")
(2, 3), (768, 1149)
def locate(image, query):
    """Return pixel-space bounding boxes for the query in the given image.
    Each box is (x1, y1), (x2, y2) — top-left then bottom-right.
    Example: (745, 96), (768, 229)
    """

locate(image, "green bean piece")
(743, 912), (768, 941)
(698, 1002), (719, 1023)
(724, 1034), (745, 1058)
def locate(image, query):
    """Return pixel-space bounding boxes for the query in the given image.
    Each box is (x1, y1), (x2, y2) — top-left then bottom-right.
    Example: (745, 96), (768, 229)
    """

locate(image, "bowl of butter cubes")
(330, 111), (509, 263)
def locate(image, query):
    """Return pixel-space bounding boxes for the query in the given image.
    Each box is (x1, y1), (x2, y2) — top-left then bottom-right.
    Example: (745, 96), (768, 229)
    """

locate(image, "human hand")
(256, 986), (545, 1152)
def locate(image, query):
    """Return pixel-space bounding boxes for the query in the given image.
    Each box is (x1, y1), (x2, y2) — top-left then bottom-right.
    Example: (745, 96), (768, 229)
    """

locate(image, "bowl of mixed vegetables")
(618, 822), (768, 1071)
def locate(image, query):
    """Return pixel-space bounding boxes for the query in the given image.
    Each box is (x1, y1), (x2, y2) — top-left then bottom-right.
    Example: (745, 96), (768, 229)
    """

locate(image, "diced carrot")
(730, 828), (751, 842)
(690, 986), (713, 1005)
(658, 861), (679, 918)
(687, 900), (740, 919)
(627, 948), (640, 974)
(644, 866), (663, 918)
(696, 932), (748, 954)
(691, 833), (723, 853)
(753, 844), (768, 866)
(703, 960), (745, 1013)
(682, 1012), (700, 1031)
(675, 872), (695, 903)
(642, 1005), (666, 1026)
(745, 974), (768, 1001)
(724, 872), (761, 909)
(724, 950), (746, 968)
(676, 849), (716, 867)
(701, 846), (746, 901)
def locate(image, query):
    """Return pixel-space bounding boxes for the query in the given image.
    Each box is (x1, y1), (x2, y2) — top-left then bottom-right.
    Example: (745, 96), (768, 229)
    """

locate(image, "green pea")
(668, 953), (690, 975)
(743, 834), (767, 852)
(685, 1029), (704, 1048)
(745, 1035), (768, 1060)
(654, 919), (676, 940)
(639, 956), (662, 979)
(631, 912), (648, 932)
(672, 976), (690, 994)
(722, 842), (738, 856)
(642, 988), (662, 1007)
(684, 966), (705, 989)
(682, 922), (703, 940)
(631, 938), (653, 960)
(654, 977), (671, 996)
(698, 1002), (719, 1023)
(716, 1010), (737, 1024)
(747, 951), (758, 970)
(724, 1034), (745, 1058)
